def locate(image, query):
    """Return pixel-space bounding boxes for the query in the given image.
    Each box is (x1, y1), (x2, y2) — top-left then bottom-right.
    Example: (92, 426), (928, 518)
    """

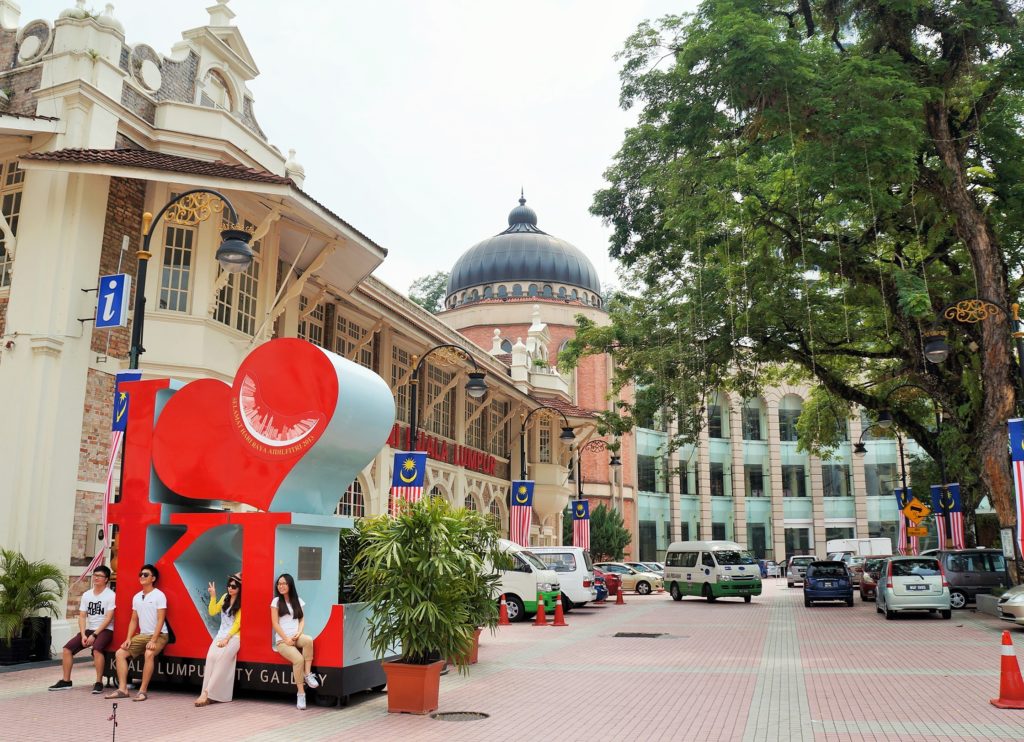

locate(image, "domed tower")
(440, 195), (636, 554)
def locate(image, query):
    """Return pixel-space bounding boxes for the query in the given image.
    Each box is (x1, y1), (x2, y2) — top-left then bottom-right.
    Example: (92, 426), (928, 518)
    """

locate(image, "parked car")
(836, 555), (867, 586)
(765, 560), (782, 578)
(786, 555), (817, 587)
(858, 557), (888, 602)
(875, 556), (951, 620)
(803, 561), (854, 607)
(641, 561), (665, 574)
(934, 549), (1010, 609)
(593, 573), (609, 602)
(997, 583), (1024, 627)
(593, 567), (621, 597)
(625, 561), (663, 578)
(594, 562), (663, 595)
(663, 541), (762, 603)
(530, 546), (597, 612)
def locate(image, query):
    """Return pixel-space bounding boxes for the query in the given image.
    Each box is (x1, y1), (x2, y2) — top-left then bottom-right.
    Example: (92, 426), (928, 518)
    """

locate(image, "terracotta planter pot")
(382, 659), (444, 714)
(448, 627), (483, 666)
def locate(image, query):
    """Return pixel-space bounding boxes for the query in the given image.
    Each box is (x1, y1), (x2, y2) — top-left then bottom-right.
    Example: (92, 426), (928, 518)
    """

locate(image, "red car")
(858, 557), (889, 602)
(593, 567), (621, 596)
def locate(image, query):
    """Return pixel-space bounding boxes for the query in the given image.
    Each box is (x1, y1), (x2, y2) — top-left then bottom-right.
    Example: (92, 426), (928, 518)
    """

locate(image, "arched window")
(542, 285), (553, 298)
(557, 287), (567, 299)
(500, 339), (513, 353)
(489, 498), (502, 524)
(483, 286), (493, 299)
(571, 289), (579, 300)
(335, 479), (365, 518)
(201, 69), (233, 111)
(497, 285), (507, 298)
(582, 293), (589, 305)
(779, 394), (804, 442)
(464, 494), (478, 511)
(429, 485), (446, 504)
(512, 284), (523, 297)
(470, 289), (479, 301)
(528, 284), (538, 297)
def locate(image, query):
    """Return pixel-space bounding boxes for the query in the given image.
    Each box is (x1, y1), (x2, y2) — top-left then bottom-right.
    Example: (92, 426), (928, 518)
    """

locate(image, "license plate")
(907, 584), (928, 591)
(823, 581), (834, 587)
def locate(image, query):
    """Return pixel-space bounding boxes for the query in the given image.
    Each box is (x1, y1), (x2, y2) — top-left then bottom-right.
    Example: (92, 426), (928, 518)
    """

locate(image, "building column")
(729, 394), (746, 546)
(698, 416), (711, 541)
(849, 415), (870, 536)
(766, 396), (785, 561)
(808, 453), (826, 554)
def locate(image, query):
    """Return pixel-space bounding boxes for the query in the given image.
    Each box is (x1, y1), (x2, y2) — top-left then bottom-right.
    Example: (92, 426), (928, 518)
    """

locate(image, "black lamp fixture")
(876, 409), (893, 429)
(408, 344), (488, 449)
(465, 371), (489, 400)
(559, 425), (576, 443)
(923, 330), (950, 364)
(852, 441), (867, 455)
(609, 454), (622, 469)
(216, 227), (256, 273)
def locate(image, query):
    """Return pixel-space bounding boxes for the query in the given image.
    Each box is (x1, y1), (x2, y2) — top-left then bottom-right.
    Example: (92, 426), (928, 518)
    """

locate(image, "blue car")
(593, 574), (609, 602)
(803, 561), (854, 607)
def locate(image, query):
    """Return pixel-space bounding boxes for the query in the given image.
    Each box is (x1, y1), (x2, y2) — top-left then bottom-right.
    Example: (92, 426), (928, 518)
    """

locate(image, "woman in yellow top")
(195, 573), (242, 706)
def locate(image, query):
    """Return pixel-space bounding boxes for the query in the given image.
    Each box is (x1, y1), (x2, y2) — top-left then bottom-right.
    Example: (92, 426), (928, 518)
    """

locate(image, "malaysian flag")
(894, 487), (913, 555)
(509, 480), (534, 547)
(572, 499), (590, 551)
(1010, 419), (1024, 559)
(390, 451), (427, 515)
(931, 483), (965, 550)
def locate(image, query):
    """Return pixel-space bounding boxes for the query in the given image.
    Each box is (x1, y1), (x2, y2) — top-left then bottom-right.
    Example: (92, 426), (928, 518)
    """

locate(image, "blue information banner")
(95, 273), (131, 329)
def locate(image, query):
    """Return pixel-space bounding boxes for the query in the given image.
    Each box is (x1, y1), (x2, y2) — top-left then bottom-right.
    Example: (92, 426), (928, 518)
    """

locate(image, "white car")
(530, 546), (597, 611)
(997, 584), (1024, 626)
(875, 556), (951, 620)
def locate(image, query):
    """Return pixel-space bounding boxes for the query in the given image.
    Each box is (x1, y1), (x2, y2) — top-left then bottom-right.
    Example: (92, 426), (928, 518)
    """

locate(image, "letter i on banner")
(1009, 419), (1024, 559)
(572, 500), (590, 551)
(390, 451), (427, 514)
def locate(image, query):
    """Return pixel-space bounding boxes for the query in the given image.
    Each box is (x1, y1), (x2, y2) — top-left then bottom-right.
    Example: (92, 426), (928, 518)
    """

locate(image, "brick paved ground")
(2, 580), (1022, 741)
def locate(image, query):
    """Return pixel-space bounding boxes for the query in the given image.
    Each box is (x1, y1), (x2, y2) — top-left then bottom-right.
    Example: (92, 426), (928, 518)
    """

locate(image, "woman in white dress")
(195, 572), (242, 706)
(270, 573), (318, 710)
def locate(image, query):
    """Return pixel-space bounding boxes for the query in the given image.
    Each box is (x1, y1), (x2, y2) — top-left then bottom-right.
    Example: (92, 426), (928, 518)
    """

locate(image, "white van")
(494, 539), (561, 622)
(825, 537), (892, 557)
(664, 540), (762, 603)
(529, 546), (597, 612)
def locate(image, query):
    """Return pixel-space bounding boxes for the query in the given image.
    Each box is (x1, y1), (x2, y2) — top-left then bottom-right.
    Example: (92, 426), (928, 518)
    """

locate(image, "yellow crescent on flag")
(515, 484), (529, 504)
(114, 392), (128, 423)
(399, 457), (418, 484)
(575, 503), (585, 517)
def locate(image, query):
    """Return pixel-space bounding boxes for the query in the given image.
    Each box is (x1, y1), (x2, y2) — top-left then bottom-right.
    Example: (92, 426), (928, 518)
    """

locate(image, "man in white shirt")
(105, 563), (169, 702)
(48, 566), (116, 694)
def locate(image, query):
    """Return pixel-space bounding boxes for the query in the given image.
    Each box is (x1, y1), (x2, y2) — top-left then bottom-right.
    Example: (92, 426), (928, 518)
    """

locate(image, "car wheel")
(702, 583), (716, 603)
(561, 594), (573, 613)
(846, 597), (854, 607)
(949, 590), (968, 610)
(804, 597), (811, 607)
(670, 583), (683, 602)
(744, 595), (752, 604)
(504, 594), (525, 622)
(860, 591), (868, 602)
(636, 581), (652, 595)
(941, 609), (952, 619)
(885, 602), (896, 620)
(787, 581), (794, 588)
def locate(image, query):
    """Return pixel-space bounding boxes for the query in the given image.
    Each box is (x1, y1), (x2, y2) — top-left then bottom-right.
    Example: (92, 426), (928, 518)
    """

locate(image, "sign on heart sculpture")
(106, 338), (396, 699)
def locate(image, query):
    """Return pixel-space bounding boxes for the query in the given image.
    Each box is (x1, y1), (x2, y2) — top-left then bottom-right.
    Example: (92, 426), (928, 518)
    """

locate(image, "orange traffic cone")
(615, 584), (626, 605)
(551, 595), (568, 627)
(533, 593), (548, 626)
(991, 631), (1024, 709)
(498, 594), (510, 626)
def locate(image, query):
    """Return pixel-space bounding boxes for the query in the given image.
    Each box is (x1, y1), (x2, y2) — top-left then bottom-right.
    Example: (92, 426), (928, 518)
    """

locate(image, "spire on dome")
(507, 191), (538, 230)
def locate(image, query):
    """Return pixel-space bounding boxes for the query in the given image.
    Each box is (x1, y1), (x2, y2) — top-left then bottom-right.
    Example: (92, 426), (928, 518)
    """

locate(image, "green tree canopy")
(561, 0), (1024, 525)
(408, 271), (450, 314)
(564, 504), (631, 561)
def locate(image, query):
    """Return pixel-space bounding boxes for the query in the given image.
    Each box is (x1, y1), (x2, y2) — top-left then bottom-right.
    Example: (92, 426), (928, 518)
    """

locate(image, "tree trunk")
(924, 100), (1018, 533)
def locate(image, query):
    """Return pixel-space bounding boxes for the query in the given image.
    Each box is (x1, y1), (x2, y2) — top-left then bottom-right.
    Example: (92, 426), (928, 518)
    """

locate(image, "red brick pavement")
(1, 581), (1021, 741)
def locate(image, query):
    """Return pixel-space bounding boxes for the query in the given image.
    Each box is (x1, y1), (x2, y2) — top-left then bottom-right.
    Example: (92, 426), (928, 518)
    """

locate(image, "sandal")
(104, 690), (129, 699)
(132, 692), (148, 702)
(194, 698), (210, 707)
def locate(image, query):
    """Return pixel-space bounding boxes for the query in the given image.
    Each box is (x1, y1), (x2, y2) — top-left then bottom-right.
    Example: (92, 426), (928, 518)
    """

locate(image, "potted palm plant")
(353, 497), (507, 714)
(0, 549), (67, 665)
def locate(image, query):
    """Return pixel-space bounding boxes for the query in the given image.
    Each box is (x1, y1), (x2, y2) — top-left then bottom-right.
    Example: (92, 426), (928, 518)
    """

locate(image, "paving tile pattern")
(1, 582), (1021, 741)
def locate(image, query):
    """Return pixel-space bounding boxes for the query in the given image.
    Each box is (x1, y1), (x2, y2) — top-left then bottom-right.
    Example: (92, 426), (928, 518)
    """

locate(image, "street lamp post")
(407, 343), (488, 451)
(129, 189), (254, 370)
(518, 406), (576, 480)
(854, 420), (916, 552)
(570, 438), (620, 500)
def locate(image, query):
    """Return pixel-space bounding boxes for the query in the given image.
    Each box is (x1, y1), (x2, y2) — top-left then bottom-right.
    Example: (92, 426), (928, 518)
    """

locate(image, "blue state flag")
(894, 487), (912, 509)
(946, 483), (963, 513)
(572, 500), (590, 521)
(111, 370), (142, 432)
(1009, 419), (1024, 463)
(391, 451), (427, 489)
(930, 484), (947, 514)
(511, 480), (535, 508)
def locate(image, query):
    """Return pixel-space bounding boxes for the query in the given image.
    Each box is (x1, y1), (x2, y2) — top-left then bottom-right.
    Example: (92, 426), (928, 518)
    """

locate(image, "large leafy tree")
(563, 504), (632, 561)
(562, 1), (1024, 530)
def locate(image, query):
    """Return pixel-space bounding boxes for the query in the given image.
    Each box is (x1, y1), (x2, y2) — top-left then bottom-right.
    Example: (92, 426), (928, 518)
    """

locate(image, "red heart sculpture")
(152, 339), (339, 511)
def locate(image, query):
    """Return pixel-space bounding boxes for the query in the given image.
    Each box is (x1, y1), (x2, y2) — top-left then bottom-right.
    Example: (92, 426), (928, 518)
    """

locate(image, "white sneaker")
(304, 672), (319, 689)
(296, 693), (306, 710)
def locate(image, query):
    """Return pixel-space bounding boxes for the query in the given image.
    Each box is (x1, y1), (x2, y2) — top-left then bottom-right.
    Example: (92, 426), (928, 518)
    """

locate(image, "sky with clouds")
(30, 0), (696, 295)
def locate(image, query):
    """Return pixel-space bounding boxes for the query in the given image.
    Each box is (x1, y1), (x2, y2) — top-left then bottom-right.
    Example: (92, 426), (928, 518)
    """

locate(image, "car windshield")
(891, 559), (941, 577)
(643, 563), (663, 571)
(792, 557), (815, 565)
(864, 559), (886, 572)
(630, 563), (653, 572)
(808, 564), (846, 577)
(520, 550), (548, 571)
(715, 550), (756, 565)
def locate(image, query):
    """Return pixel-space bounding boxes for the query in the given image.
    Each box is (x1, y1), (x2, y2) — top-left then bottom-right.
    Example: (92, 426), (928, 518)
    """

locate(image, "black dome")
(446, 196), (601, 301)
